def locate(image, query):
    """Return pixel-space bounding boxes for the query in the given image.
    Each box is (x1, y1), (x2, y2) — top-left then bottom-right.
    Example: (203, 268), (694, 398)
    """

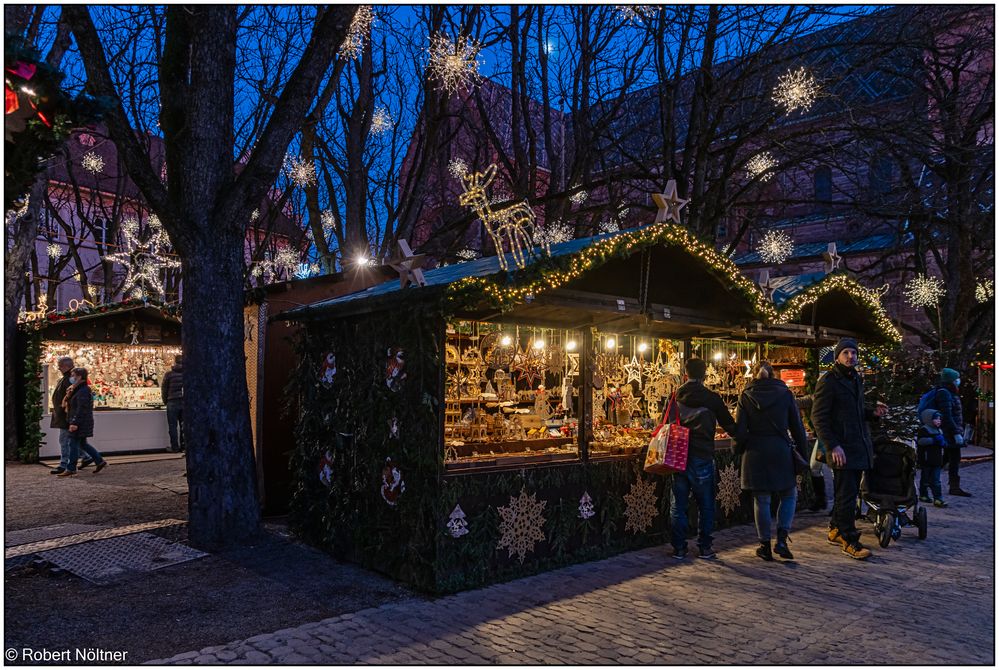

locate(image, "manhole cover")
(37, 532), (206, 583)
(5, 523), (108, 547)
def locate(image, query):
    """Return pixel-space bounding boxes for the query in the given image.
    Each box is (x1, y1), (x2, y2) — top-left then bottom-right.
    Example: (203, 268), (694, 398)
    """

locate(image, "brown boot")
(842, 541), (872, 560)
(827, 527), (847, 547)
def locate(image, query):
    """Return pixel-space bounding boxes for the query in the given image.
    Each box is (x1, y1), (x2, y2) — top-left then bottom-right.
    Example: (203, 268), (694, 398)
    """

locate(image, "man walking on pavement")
(161, 354), (184, 453)
(810, 338), (887, 560)
(933, 368), (972, 497)
(49, 356), (94, 474)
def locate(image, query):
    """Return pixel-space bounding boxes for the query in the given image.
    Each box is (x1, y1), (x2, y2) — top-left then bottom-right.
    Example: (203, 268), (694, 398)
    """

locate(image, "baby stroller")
(859, 436), (927, 547)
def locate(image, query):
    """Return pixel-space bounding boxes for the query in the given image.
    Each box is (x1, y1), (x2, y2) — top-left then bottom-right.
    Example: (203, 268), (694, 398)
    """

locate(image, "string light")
(287, 157), (317, 188)
(81, 151), (104, 174)
(757, 230), (794, 264)
(7, 195), (30, 223)
(426, 34), (483, 95)
(370, 107), (392, 135)
(102, 216), (180, 298)
(46, 243), (61, 259)
(903, 274), (946, 308)
(773, 67), (819, 115)
(339, 6), (374, 60)
(776, 273), (901, 343)
(975, 278), (994, 303)
(746, 152), (778, 182)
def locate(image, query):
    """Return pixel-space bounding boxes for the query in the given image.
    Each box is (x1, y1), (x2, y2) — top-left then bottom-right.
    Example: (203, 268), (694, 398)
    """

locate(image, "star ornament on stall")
(651, 180), (690, 225)
(623, 477), (658, 534)
(624, 355), (643, 388)
(387, 239), (427, 289)
(496, 488), (547, 563)
(821, 242), (842, 274)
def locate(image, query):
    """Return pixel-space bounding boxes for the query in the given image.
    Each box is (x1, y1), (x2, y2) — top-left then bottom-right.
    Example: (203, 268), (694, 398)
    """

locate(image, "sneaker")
(671, 546), (688, 560)
(842, 542), (872, 560)
(950, 489), (972, 497)
(79, 459), (94, 469)
(94, 461), (108, 474)
(49, 467), (66, 475)
(56, 470), (77, 478)
(933, 499), (948, 508)
(774, 531), (794, 560)
(697, 547), (717, 560)
(918, 495), (932, 503)
(756, 542), (774, 562)
(827, 528), (847, 547)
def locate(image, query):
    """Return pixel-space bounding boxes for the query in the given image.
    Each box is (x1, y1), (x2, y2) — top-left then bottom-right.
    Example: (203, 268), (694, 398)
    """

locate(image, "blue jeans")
(670, 456), (716, 552)
(753, 487), (797, 542)
(166, 400), (183, 451)
(920, 466), (942, 499)
(65, 434), (103, 472)
(58, 428), (73, 470)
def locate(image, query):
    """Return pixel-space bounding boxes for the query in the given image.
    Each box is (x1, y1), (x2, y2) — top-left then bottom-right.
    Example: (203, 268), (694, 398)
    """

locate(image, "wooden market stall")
(275, 223), (898, 593)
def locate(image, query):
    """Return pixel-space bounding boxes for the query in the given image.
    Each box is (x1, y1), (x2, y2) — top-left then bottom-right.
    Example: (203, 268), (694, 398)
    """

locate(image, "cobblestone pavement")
(150, 462), (994, 665)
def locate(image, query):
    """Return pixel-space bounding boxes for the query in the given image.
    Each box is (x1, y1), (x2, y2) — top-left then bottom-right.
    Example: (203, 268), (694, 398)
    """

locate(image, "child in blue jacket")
(916, 409), (947, 507)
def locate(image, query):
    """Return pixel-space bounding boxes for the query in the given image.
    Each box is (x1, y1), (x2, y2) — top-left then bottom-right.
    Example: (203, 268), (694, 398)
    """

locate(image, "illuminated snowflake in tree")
(904, 274), (946, 308)
(617, 5), (659, 22)
(773, 67), (819, 115)
(448, 158), (469, 180)
(976, 278), (994, 303)
(599, 219), (620, 235)
(321, 210), (336, 235)
(533, 220), (573, 247)
(81, 151), (104, 175)
(496, 488), (547, 563)
(426, 34), (483, 95)
(456, 248), (479, 262)
(746, 152), (778, 182)
(757, 230), (794, 264)
(370, 107), (392, 135)
(46, 242), (61, 259)
(250, 208), (260, 222)
(338, 5), (374, 60)
(569, 187), (588, 205)
(287, 157), (317, 188)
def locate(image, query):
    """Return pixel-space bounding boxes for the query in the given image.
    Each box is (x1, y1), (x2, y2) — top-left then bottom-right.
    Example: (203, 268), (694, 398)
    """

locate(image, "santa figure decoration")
(385, 347), (407, 392)
(317, 450), (335, 488)
(380, 457), (406, 506)
(320, 352), (337, 386)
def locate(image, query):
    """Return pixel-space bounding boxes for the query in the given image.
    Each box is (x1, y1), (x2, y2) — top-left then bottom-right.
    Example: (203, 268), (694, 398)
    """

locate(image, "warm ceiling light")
(500, 335), (512, 347)
(638, 342), (648, 353)
(566, 340), (577, 351)
(533, 339), (545, 350)
(605, 338), (616, 350)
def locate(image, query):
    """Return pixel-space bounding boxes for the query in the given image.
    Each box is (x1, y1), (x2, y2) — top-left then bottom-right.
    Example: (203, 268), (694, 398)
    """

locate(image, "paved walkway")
(150, 462), (994, 665)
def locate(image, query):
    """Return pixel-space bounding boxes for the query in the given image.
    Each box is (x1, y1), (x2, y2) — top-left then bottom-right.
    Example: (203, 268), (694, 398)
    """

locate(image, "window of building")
(814, 165), (832, 209)
(869, 155), (893, 196)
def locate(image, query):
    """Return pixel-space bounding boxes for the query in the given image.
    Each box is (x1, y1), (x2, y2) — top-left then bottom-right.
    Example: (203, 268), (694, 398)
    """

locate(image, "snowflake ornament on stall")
(903, 274), (946, 308)
(757, 230), (794, 264)
(446, 504), (469, 538)
(623, 477), (658, 533)
(746, 152), (778, 182)
(81, 151), (104, 175)
(339, 5), (374, 60)
(578, 492), (595, 520)
(102, 216), (180, 299)
(426, 34), (483, 95)
(716, 463), (742, 516)
(975, 278), (994, 303)
(652, 180), (690, 225)
(496, 488), (547, 563)
(773, 67), (819, 115)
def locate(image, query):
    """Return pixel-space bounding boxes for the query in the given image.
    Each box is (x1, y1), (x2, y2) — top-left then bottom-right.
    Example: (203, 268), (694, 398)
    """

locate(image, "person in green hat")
(932, 367), (971, 497)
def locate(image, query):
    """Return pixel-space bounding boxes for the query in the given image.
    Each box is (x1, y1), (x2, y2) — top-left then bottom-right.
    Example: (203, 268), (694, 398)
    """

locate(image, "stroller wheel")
(877, 513), (893, 548)
(916, 506), (928, 540)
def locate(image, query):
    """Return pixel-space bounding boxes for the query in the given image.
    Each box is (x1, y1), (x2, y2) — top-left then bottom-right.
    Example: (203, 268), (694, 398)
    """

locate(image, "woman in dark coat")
(61, 368), (107, 476)
(734, 361), (810, 561)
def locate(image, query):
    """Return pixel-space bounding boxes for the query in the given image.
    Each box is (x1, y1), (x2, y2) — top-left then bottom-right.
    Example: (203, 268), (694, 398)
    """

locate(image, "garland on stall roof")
(444, 223), (777, 321)
(775, 272), (901, 343)
(20, 332), (43, 463)
(18, 296), (181, 332)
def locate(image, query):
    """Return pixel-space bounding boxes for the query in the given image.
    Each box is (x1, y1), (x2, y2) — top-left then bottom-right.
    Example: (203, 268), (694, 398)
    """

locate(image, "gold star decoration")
(496, 488), (547, 563)
(623, 476), (659, 533)
(387, 239), (427, 289)
(622, 392), (642, 418)
(624, 355), (643, 388)
(651, 180), (690, 225)
(511, 346), (544, 387)
(716, 463), (742, 516)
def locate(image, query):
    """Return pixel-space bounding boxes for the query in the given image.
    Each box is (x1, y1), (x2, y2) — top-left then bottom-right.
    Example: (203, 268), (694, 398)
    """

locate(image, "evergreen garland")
(20, 332), (43, 463)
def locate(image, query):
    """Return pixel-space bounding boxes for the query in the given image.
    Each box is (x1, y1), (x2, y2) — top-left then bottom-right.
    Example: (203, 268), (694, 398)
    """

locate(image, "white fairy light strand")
(773, 67), (819, 115)
(903, 274), (946, 308)
(339, 6), (374, 61)
(426, 34), (483, 95)
(757, 229), (794, 264)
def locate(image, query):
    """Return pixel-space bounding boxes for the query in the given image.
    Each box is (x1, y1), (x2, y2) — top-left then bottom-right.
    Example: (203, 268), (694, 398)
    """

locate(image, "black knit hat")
(834, 338), (859, 359)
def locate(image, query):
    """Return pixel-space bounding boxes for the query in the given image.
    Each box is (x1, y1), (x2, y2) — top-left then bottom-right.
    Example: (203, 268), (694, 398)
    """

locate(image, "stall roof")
(733, 232), (906, 266)
(18, 297), (181, 334)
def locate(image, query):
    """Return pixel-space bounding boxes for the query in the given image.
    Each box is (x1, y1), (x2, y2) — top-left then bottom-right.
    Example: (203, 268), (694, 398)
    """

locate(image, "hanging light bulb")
(713, 352), (723, 361)
(500, 335), (512, 347)
(533, 339), (545, 351)
(605, 338), (616, 350)
(566, 340), (577, 351)
(638, 342), (648, 353)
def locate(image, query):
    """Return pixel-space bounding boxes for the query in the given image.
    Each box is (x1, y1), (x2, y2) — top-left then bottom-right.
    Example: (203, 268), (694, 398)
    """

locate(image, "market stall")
(278, 222), (897, 594)
(17, 298), (182, 460)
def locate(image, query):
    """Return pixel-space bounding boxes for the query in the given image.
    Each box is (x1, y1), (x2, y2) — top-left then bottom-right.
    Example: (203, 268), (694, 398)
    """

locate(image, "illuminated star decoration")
(370, 107), (392, 135)
(622, 393), (642, 417)
(81, 151), (104, 175)
(821, 242), (842, 273)
(624, 355), (643, 388)
(976, 278), (994, 303)
(903, 273), (946, 308)
(46, 242), (61, 259)
(757, 230), (794, 264)
(651, 179), (690, 224)
(386, 239), (427, 289)
(773, 66), (819, 115)
(102, 215), (180, 299)
(339, 5), (374, 60)
(426, 33), (483, 95)
(287, 157), (317, 188)
(746, 152), (778, 182)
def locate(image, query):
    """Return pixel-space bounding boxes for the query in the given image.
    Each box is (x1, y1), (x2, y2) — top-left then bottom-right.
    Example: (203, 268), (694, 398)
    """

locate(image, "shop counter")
(39, 409), (170, 458)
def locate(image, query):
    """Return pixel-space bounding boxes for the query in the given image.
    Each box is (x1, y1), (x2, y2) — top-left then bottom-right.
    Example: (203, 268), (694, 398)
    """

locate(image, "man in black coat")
(161, 355), (184, 453)
(49, 356), (77, 474)
(810, 338), (886, 560)
(933, 368), (971, 497)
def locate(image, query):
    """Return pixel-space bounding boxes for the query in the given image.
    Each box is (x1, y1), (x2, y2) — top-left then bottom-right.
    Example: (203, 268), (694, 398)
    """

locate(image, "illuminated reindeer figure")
(458, 164), (549, 270)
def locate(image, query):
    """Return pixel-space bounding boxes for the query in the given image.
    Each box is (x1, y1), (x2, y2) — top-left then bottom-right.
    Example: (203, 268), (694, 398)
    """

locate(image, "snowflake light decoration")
(274, 247), (300, 274)
(102, 216), (180, 298)
(456, 248), (479, 262)
(569, 187), (588, 206)
(287, 157), (317, 188)
(321, 210), (336, 235)
(250, 208), (260, 222)
(448, 158), (469, 180)
(903, 274), (946, 308)
(599, 219), (620, 235)
(532, 220), (573, 248)
(746, 152), (778, 182)
(46, 243), (61, 259)
(370, 107), (392, 135)
(757, 230), (794, 264)
(294, 262), (321, 279)
(623, 477), (658, 533)
(81, 151), (104, 175)
(716, 462), (742, 516)
(617, 6), (659, 22)
(339, 5), (374, 60)
(496, 488), (547, 563)
(426, 34), (483, 95)
(975, 278), (994, 303)
(773, 67), (819, 115)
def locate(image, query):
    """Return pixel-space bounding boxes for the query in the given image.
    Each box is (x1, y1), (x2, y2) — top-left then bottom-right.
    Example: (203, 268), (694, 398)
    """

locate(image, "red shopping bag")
(644, 393), (690, 475)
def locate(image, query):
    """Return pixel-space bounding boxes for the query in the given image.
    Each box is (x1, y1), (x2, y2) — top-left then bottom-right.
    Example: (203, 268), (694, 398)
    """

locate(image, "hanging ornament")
(976, 278), (994, 303)
(286, 156), (317, 187)
(578, 492), (595, 520)
(385, 347), (406, 392)
(446, 504), (469, 538)
(624, 355), (643, 388)
(339, 6), (375, 60)
(717, 463), (742, 516)
(903, 274), (946, 308)
(426, 33), (483, 95)
(386, 239), (427, 289)
(102, 216), (180, 299)
(317, 450), (334, 488)
(623, 477), (658, 534)
(773, 66), (819, 115)
(320, 352), (337, 386)
(496, 488), (547, 563)
(745, 152), (778, 182)
(81, 151), (104, 175)
(380, 457), (405, 506)
(757, 230), (794, 264)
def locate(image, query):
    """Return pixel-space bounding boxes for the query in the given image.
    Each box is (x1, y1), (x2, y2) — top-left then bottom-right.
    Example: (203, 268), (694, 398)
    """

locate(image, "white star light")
(773, 67), (820, 115)
(976, 278), (994, 303)
(426, 34), (483, 95)
(102, 216), (180, 298)
(757, 230), (794, 264)
(370, 107), (392, 135)
(448, 158), (469, 180)
(904, 274), (946, 308)
(46, 243), (61, 259)
(339, 6), (374, 60)
(81, 151), (104, 174)
(746, 152), (778, 182)
(287, 157), (317, 188)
